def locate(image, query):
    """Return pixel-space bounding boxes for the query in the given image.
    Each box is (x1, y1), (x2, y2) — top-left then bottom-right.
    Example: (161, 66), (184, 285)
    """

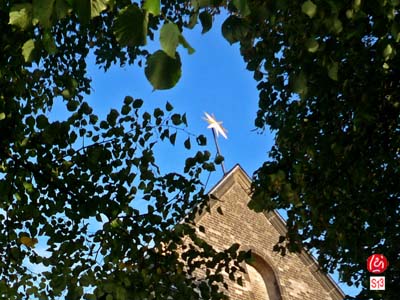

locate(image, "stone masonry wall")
(193, 165), (344, 300)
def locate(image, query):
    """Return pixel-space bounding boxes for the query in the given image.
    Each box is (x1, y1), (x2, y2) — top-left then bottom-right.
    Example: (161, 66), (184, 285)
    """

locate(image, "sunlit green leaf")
(327, 62), (338, 81)
(383, 44), (393, 60)
(9, 4), (33, 30)
(160, 23), (180, 58)
(143, 0), (160, 15)
(332, 18), (343, 34)
(179, 35), (195, 55)
(22, 39), (36, 63)
(91, 0), (110, 18)
(23, 182), (34, 193)
(301, 0), (317, 18)
(305, 38), (319, 53)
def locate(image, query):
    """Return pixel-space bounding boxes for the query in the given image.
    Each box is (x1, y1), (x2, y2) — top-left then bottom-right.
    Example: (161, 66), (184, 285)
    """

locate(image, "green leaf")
(110, 218), (122, 228)
(43, 31), (57, 54)
(145, 50), (182, 90)
(22, 39), (36, 63)
(332, 18), (343, 34)
(171, 114), (181, 125)
(214, 155), (224, 165)
(327, 62), (338, 81)
(0, 113), (5, 121)
(182, 113), (187, 125)
(301, 0), (317, 18)
(160, 23), (180, 58)
(179, 35), (195, 55)
(132, 99), (144, 108)
(383, 44), (393, 60)
(221, 15), (249, 44)
(36, 114), (49, 129)
(191, 0), (211, 11)
(74, 0), (91, 24)
(124, 96), (134, 105)
(233, 0), (251, 17)
(9, 4), (33, 30)
(23, 182), (34, 193)
(67, 100), (79, 111)
(114, 4), (147, 47)
(209, 193), (219, 200)
(184, 137), (191, 149)
(199, 11), (212, 34)
(121, 104), (131, 115)
(196, 134), (207, 145)
(61, 89), (72, 99)
(247, 194), (266, 213)
(32, 0), (55, 28)
(7, 188), (21, 200)
(291, 71), (308, 96)
(20, 236), (38, 248)
(143, 0), (160, 16)
(199, 225), (206, 233)
(55, 0), (70, 19)
(170, 132), (177, 145)
(187, 12), (198, 29)
(107, 109), (119, 126)
(237, 276), (243, 286)
(305, 38), (319, 53)
(165, 101), (173, 111)
(91, 0), (110, 18)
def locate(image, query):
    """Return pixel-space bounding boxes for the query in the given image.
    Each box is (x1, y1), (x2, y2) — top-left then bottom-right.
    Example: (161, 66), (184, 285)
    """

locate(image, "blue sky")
(52, 14), (361, 297)
(82, 15), (272, 184)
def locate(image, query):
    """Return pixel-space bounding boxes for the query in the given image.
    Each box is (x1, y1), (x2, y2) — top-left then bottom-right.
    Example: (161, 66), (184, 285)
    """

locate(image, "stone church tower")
(194, 165), (345, 300)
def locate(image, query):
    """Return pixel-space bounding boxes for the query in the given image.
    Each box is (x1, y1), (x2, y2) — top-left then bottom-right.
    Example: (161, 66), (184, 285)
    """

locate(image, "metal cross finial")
(203, 112), (227, 175)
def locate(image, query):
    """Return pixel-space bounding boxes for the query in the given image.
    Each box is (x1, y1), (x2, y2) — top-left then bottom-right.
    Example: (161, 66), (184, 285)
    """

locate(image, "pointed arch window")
(245, 253), (282, 300)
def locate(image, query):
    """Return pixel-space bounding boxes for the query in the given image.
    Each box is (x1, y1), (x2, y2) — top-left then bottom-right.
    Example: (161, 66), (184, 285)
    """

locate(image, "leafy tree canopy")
(1, 0), (399, 299)
(239, 1), (400, 299)
(1, 0), (248, 299)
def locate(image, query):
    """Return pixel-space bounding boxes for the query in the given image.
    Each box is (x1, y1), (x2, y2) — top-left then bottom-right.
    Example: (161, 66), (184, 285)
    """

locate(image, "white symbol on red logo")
(367, 254), (388, 274)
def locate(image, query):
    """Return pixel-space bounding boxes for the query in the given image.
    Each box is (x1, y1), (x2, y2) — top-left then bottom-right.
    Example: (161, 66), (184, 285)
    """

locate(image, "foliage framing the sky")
(2, 0), (400, 299)
(239, 1), (400, 299)
(0, 0), (250, 299)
